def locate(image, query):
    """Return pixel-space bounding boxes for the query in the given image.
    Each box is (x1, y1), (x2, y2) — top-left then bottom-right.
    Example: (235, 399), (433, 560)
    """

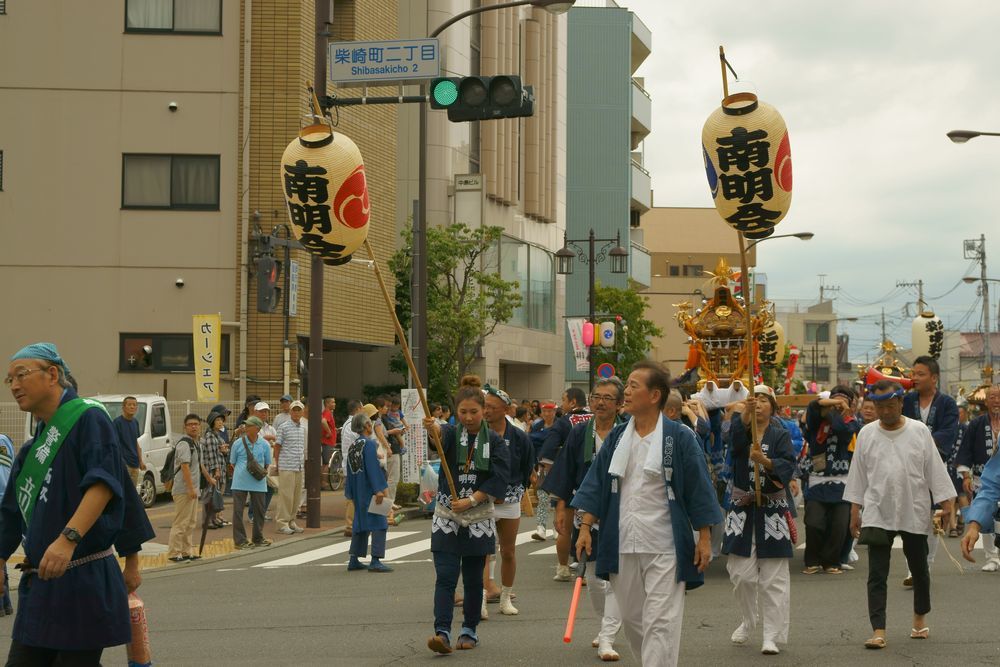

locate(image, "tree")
(590, 280), (664, 377)
(390, 223), (522, 404)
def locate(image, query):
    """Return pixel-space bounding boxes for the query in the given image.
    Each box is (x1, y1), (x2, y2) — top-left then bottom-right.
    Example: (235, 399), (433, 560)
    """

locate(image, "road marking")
(319, 558), (433, 567)
(217, 568), (248, 572)
(531, 545), (558, 555)
(254, 531), (418, 567)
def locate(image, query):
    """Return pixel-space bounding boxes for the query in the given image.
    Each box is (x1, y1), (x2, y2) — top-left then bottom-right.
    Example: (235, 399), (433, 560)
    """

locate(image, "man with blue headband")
(1, 343), (154, 664)
(844, 379), (955, 650)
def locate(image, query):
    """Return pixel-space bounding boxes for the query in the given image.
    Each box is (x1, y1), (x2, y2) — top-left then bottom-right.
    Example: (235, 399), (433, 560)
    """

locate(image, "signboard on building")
(329, 38), (440, 85)
(288, 260), (299, 317)
(400, 389), (427, 483)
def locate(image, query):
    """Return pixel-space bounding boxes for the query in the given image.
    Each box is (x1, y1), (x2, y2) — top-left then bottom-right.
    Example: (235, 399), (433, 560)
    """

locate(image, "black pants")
(6, 641), (102, 667)
(867, 531), (929, 631)
(804, 500), (850, 569)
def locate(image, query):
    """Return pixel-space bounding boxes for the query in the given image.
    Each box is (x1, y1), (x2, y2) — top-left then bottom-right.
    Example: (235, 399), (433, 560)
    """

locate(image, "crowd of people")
(2, 339), (999, 665)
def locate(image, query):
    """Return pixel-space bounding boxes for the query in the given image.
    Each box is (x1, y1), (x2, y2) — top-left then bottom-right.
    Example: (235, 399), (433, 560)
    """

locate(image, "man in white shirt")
(844, 379), (956, 650)
(574, 361), (721, 666)
(339, 401), (363, 537)
(275, 401), (307, 534)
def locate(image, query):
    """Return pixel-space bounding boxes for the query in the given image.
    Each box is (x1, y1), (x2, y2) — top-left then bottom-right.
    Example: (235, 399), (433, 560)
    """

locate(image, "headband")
(482, 384), (511, 406)
(868, 388), (905, 402)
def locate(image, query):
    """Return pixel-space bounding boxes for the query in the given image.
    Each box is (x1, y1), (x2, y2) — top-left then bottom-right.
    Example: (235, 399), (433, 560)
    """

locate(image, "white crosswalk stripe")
(254, 531), (419, 567)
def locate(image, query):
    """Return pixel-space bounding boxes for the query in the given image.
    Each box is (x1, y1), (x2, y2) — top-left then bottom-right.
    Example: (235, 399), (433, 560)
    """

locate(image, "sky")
(621, 0), (1000, 362)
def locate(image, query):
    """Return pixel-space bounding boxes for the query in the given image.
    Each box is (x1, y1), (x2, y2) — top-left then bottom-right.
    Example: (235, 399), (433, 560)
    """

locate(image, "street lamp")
(745, 231), (814, 253)
(412, 0), (577, 386)
(947, 129), (1000, 144)
(556, 229), (629, 390)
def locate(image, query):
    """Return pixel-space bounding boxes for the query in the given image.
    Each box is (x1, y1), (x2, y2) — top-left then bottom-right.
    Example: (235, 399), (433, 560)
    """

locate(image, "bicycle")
(328, 447), (345, 491)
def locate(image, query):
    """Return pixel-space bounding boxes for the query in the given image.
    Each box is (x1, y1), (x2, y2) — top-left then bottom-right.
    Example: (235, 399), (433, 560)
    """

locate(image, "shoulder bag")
(241, 437), (267, 481)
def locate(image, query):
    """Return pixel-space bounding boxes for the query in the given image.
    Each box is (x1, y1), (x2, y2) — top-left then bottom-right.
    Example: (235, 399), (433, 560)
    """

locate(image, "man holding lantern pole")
(573, 361), (721, 666)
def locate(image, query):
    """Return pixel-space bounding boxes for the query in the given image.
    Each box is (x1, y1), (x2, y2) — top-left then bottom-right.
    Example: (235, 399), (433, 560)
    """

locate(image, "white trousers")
(726, 546), (790, 644)
(586, 570), (622, 644)
(611, 553), (685, 666)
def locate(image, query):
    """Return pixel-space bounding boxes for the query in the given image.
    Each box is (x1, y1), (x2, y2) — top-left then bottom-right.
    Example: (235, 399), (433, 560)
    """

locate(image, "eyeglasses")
(4, 368), (46, 386)
(590, 393), (619, 404)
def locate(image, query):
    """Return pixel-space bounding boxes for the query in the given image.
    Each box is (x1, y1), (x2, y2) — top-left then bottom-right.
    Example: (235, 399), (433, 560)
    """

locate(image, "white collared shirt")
(618, 417), (674, 555)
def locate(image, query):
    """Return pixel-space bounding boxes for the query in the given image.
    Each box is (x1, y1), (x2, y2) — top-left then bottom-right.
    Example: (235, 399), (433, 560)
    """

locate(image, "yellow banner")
(193, 314), (221, 402)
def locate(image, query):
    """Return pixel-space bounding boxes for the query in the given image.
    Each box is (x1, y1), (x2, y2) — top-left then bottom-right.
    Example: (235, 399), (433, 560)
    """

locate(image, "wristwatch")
(61, 527), (82, 543)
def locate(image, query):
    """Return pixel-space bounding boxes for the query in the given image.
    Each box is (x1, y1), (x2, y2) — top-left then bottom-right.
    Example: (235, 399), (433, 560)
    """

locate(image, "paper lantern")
(582, 321), (595, 347)
(758, 320), (785, 366)
(702, 92), (792, 240)
(280, 123), (370, 266)
(911, 311), (944, 360)
(599, 321), (616, 348)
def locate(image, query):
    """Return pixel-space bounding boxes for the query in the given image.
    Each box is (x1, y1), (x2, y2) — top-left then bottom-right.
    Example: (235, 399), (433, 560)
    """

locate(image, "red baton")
(562, 560), (587, 643)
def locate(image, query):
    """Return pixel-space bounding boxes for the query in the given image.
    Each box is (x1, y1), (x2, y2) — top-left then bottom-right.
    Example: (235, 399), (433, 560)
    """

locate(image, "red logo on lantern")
(334, 165), (370, 229)
(775, 133), (792, 192)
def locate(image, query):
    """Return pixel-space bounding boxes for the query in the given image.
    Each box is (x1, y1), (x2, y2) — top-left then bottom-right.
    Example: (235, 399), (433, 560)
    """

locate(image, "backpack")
(160, 437), (195, 491)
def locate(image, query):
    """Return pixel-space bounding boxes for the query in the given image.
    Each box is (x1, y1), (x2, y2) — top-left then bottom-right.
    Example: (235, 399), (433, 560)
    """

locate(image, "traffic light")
(429, 76), (534, 122)
(256, 255), (282, 313)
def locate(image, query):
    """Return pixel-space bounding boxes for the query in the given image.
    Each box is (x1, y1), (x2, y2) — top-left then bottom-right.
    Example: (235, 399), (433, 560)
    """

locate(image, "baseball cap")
(280, 394), (293, 402)
(290, 400), (305, 410)
(244, 416), (265, 429)
(254, 401), (271, 411)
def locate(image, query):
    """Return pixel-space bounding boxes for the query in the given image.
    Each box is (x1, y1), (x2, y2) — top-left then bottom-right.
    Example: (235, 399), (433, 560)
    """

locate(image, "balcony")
(630, 13), (652, 73)
(630, 159), (651, 212)
(630, 240), (651, 289)
(631, 78), (651, 148)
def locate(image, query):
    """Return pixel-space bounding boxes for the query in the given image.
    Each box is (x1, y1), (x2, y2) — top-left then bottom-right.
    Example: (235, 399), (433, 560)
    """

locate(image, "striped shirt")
(276, 419), (307, 471)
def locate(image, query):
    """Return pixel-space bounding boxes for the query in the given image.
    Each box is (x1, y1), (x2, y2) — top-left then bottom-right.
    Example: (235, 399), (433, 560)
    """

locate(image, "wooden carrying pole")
(737, 233), (762, 506)
(363, 239), (459, 500)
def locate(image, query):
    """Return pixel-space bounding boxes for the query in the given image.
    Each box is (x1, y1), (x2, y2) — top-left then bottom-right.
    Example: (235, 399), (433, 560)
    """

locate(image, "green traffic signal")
(430, 78), (459, 108)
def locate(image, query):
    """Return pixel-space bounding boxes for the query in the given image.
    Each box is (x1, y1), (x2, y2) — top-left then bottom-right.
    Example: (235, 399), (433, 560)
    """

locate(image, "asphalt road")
(1, 518), (999, 666)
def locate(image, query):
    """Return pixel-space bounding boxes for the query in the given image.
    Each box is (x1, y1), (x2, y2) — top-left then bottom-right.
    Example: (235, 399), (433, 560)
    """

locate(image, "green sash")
(15, 398), (106, 526)
(457, 422), (490, 472)
(583, 416), (624, 463)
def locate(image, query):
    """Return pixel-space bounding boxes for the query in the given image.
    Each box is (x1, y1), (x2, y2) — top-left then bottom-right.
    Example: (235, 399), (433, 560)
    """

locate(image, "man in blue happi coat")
(573, 361), (722, 666)
(1, 343), (154, 665)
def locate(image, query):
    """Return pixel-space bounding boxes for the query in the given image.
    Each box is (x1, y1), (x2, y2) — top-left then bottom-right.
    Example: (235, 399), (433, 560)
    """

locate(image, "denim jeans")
(351, 530), (387, 558)
(433, 552), (486, 638)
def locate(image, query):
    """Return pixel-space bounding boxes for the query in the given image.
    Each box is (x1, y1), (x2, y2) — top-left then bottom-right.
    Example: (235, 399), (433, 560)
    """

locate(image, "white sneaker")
(531, 528), (547, 541)
(731, 622), (750, 645)
(597, 639), (620, 661)
(840, 563), (855, 571)
(761, 640), (779, 655)
(499, 588), (519, 615)
(982, 558), (1000, 572)
(277, 526), (295, 535)
(553, 565), (572, 582)
(290, 524), (304, 533)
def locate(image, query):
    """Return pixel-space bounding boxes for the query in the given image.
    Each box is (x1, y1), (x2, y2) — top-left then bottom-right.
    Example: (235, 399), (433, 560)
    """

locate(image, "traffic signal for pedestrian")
(256, 255), (282, 313)
(429, 76), (534, 122)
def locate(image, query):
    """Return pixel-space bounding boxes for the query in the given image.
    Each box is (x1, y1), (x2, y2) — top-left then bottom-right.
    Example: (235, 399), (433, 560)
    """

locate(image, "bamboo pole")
(719, 46), (729, 98)
(363, 239), (459, 500)
(738, 232), (762, 506)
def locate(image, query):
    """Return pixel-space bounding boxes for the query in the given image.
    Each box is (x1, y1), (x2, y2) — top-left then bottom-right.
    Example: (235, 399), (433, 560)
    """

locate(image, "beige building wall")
(775, 300), (844, 390)
(0, 1), (240, 400)
(396, 0), (568, 402)
(638, 207), (757, 377)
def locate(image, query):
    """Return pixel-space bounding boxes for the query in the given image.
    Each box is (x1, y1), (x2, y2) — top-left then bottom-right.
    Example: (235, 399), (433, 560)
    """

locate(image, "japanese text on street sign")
(289, 260), (299, 317)
(329, 38), (440, 85)
(193, 314), (221, 401)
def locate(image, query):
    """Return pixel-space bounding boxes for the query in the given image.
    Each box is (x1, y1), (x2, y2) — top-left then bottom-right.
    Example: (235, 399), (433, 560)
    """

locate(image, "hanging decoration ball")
(280, 123), (370, 266)
(582, 321), (595, 347)
(758, 320), (786, 366)
(911, 310), (944, 360)
(702, 92), (792, 240)
(599, 321), (616, 348)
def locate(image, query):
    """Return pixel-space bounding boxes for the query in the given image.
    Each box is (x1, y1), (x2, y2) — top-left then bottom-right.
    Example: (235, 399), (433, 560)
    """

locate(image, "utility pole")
(964, 234), (992, 380)
(818, 274), (840, 303)
(880, 307), (887, 345)
(896, 279), (926, 312)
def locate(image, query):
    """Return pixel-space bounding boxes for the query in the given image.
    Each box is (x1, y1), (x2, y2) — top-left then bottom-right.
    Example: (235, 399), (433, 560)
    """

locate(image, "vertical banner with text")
(400, 389), (427, 483)
(566, 318), (589, 371)
(193, 314), (222, 402)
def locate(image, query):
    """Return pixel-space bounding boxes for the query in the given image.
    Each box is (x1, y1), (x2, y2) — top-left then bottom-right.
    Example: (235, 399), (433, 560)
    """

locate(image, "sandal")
(427, 634), (452, 655)
(910, 627), (929, 639)
(801, 566), (822, 575)
(455, 635), (478, 650)
(864, 636), (887, 649)
(824, 567), (843, 575)
(948, 527), (960, 538)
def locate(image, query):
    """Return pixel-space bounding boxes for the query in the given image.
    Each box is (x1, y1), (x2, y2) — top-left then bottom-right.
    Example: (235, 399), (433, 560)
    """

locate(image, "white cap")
(290, 400), (305, 410)
(254, 401), (271, 411)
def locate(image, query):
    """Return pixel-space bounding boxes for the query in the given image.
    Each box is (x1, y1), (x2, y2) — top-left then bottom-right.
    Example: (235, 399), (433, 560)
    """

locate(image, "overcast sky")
(622, 0), (999, 362)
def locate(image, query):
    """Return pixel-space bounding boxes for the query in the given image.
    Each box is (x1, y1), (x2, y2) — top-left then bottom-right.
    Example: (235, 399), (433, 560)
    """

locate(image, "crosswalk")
(247, 526), (559, 570)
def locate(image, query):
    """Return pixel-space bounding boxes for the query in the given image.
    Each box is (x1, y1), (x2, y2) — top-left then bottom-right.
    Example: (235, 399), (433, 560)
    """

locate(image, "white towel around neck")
(607, 415), (664, 479)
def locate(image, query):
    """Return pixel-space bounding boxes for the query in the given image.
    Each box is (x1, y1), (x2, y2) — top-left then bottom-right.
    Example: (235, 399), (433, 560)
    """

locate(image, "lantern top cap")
(299, 123), (334, 148)
(721, 92), (759, 117)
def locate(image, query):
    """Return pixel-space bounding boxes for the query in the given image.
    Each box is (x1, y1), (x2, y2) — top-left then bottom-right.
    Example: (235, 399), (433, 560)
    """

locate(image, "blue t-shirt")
(112, 416), (141, 468)
(229, 435), (272, 492)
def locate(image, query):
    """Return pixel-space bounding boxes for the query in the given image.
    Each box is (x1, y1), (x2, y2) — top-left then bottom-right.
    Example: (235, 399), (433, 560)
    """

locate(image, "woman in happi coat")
(722, 384), (796, 657)
(481, 384), (534, 616)
(345, 412), (391, 573)
(422, 375), (511, 654)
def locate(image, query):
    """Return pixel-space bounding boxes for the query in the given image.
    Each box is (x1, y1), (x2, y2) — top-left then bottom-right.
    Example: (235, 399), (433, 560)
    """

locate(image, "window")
(668, 265), (680, 277)
(805, 322), (831, 343)
(125, 0), (222, 34)
(122, 154), (220, 209)
(682, 264), (703, 277)
(120, 333), (231, 373)
(150, 404), (167, 438)
(0, 1), (6, 14)
(498, 236), (555, 332)
(814, 367), (831, 382)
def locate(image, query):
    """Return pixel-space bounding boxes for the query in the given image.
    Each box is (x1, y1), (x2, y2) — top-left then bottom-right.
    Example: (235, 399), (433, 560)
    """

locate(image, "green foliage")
(390, 224), (523, 405)
(590, 280), (664, 377)
(361, 383), (407, 403)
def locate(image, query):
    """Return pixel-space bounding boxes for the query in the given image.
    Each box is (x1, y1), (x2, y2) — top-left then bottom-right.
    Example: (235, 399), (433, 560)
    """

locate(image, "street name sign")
(329, 39), (440, 85)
